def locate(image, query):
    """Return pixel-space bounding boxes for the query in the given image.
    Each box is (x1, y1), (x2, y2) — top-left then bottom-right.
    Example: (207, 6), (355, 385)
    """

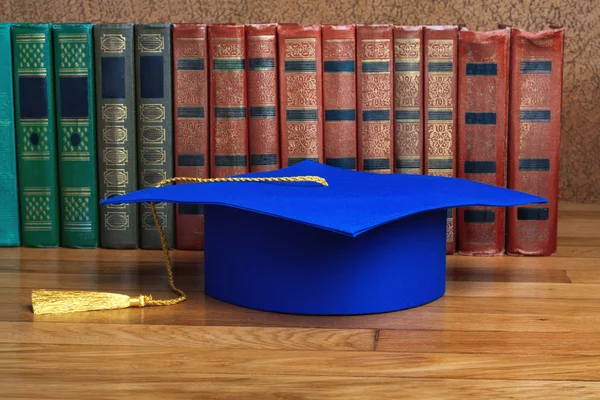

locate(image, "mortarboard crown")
(32, 161), (546, 316)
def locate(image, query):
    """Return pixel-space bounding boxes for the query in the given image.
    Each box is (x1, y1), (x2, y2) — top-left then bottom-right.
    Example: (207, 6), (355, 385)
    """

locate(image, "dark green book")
(53, 24), (99, 248)
(0, 24), (20, 246)
(135, 24), (174, 249)
(94, 24), (138, 249)
(12, 23), (60, 247)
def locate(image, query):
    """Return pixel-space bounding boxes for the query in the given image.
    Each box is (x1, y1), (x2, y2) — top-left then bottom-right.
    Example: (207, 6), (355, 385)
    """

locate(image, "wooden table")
(1, 201), (599, 399)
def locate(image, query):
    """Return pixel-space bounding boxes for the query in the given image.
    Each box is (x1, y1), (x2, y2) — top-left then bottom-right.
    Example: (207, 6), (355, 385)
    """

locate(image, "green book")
(12, 23), (60, 247)
(0, 24), (20, 246)
(94, 24), (139, 249)
(53, 24), (99, 248)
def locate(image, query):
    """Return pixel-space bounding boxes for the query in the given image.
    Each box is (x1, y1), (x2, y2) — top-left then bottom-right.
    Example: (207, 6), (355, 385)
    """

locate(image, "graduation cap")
(32, 161), (546, 316)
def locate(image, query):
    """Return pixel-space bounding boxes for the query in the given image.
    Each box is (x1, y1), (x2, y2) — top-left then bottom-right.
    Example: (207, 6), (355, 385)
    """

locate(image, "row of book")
(0, 23), (564, 255)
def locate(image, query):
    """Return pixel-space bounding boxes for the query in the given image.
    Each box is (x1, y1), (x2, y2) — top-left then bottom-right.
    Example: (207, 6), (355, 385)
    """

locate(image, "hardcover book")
(173, 23), (209, 250)
(208, 24), (249, 177)
(356, 24), (394, 173)
(0, 24), (20, 246)
(424, 25), (458, 254)
(457, 28), (510, 255)
(507, 28), (565, 256)
(12, 23), (60, 247)
(393, 26), (423, 174)
(246, 23), (280, 172)
(94, 24), (139, 249)
(277, 24), (324, 166)
(322, 24), (357, 170)
(135, 24), (174, 249)
(53, 24), (99, 248)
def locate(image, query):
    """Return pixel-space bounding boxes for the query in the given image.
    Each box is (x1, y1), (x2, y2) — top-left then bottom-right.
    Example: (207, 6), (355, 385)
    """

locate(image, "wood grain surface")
(2, 0), (598, 204)
(0, 201), (599, 398)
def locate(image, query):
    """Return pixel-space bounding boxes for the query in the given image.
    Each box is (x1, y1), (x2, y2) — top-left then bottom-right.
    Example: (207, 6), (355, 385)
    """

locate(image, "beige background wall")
(3, 0), (599, 203)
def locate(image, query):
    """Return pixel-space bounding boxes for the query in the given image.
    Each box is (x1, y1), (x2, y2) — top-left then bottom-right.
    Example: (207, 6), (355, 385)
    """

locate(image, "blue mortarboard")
(97, 161), (545, 316)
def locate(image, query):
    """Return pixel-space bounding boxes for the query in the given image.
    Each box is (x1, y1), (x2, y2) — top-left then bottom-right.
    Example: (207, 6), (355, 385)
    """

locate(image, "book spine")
(12, 24), (60, 247)
(322, 24), (357, 170)
(457, 29), (510, 256)
(393, 26), (423, 174)
(53, 24), (99, 248)
(135, 24), (174, 250)
(246, 24), (280, 172)
(208, 24), (249, 177)
(0, 24), (20, 246)
(173, 23), (209, 250)
(94, 24), (138, 249)
(356, 24), (394, 173)
(507, 28), (564, 256)
(424, 26), (458, 254)
(277, 24), (324, 166)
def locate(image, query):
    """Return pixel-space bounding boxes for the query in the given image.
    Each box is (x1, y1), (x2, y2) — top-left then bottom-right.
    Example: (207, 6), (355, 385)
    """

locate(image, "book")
(12, 23), (60, 247)
(208, 24), (249, 177)
(277, 24), (324, 166)
(424, 25), (458, 254)
(507, 28), (565, 256)
(94, 24), (139, 249)
(457, 28), (510, 255)
(0, 24), (20, 246)
(322, 24), (357, 170)
(246, 23), (280, 172)
(356, 24), (394, 173)
(135, 24), (174, 250)
(53, 24), (99, 248)
(173, 23), (209, 250)
(393, 25), (423, 174)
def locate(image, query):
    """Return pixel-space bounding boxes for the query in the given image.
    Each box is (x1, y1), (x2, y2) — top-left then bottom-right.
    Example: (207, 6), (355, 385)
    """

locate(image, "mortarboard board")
(32, 161), (546, 316)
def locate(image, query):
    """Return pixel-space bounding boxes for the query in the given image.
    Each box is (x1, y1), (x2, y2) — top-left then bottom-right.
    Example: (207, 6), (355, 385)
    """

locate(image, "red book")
(173, 24), (209, 250)
(322, 24), (357, 170)
(393, 26), (423, 174)
(277, 25), (324, 166)
(356, 24), (394, 173)
(208, 24), (249, 177)
(246, 24), (280, 172)
(457, 28), (510, 255)
(507, 28), (564, 256)
(424, 26), (458, 254)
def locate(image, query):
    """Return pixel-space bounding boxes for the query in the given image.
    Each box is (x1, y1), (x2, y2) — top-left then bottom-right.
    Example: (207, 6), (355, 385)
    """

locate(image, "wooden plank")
(566, 269), (600, 284)
(0, 271), (205, 292)
(446, 265), (570, 283)
(377, 330), (600, 356)
(1, 370), (600, 399)
(4, 289), (600, 332)
(2, 343), (600, 381)
(447, 281), (600, 299)
(0, 322), (375, 351)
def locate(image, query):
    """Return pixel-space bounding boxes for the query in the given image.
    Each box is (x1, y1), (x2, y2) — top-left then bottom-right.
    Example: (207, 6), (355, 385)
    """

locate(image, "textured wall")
(3, 0), (599, 202)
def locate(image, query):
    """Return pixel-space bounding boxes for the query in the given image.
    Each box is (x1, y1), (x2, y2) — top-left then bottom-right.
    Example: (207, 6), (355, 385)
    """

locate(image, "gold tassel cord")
(31, 175), (328, 315)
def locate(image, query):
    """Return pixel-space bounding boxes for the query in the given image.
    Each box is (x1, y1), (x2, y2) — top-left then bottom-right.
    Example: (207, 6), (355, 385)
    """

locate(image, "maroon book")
(173, 24), (209, 250)
(424, 26), (458, 254)
(322, 24), (357, 170)
(393, 26), (423, 174)
(277, 24), (324, 166)
(356, 24), (394, 173)
(507, 28), (564, 256)
(208, 24), (249, 178)
(457, 29), (510, 255)
(246, 24), (280, 172)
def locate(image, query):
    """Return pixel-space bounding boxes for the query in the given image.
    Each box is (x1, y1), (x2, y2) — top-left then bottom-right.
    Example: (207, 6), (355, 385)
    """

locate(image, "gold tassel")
(32, 290), (146, 315)
(30, 175), (328, 315)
